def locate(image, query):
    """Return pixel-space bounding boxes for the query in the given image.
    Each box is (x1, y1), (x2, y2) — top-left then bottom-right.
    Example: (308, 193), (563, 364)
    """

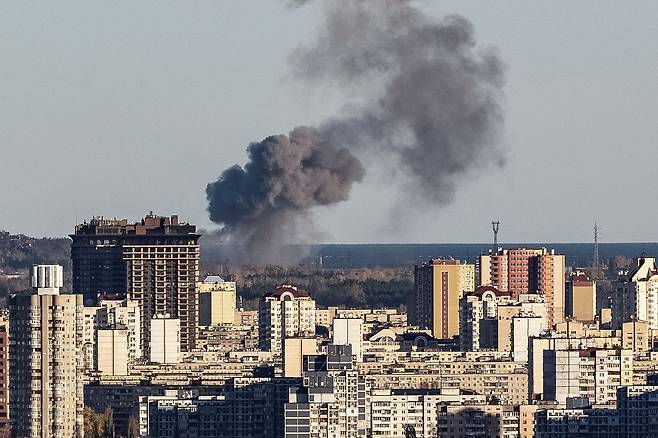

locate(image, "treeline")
(223, 265), (413, 310)
(0, 231), (70, 271)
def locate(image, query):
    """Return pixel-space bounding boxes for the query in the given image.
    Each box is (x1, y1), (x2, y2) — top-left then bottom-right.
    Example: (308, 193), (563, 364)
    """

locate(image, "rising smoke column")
(206, 1), (506, 263)
(292, 0), (507, 204)
(206, 126), (364, 264)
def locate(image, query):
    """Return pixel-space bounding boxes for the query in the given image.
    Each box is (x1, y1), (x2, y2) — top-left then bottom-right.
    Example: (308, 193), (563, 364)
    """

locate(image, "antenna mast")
(491, 221), (500, 253)
(593, 221), (600, 280)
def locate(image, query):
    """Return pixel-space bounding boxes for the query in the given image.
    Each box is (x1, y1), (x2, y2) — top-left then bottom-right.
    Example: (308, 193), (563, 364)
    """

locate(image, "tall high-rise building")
(70, 213), (200, 352)
(413, 259), (475, 339)
(9, 265), (84, 438)
(259, 285), (316, 355)
(480, 248), (565, 326)
(198, 276), (236, 326)
(0, 319), (8, 435)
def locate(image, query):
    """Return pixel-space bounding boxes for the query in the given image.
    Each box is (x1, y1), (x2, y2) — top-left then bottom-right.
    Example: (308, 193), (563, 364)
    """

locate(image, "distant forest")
(220, 265), (413, 311)
(0, 230), (413, 309)
(0, 229), (637, 311)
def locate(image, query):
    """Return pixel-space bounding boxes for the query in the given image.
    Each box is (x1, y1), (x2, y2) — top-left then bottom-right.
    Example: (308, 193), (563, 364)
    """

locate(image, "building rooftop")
(265, 285), (311, 299)
(72, 212), (197, 237)
(464, 285), (511, 298)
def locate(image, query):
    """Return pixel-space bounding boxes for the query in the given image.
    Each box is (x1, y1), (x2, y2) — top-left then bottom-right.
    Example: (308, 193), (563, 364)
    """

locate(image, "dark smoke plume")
(206, 0), (506, 264)
(206, 126), (364, 264)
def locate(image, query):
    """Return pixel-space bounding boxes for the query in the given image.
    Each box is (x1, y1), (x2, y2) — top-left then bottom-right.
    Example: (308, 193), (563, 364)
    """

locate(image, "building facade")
(149, 315), (181, 364)
(259, 286), (316, 355)
(613, 257), (658, 330)
(565, 271), (597, 322)
(198, 276), (236, 326)
(71, 214), (200, 352)
(9, 265), (84, 438)
(480, 248), (565, 326)
(0, 319), (8, 435)
(414, 259), (475, 339)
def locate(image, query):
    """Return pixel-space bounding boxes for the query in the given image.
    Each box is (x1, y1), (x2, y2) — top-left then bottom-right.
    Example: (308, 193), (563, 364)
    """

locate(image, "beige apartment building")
(259, 285), (316, 355)
(414, 259), (475, 339)
(9, 265), (84, 438)
(97, 328), (129, 376)
(198, 275), (236, 326)
(566, 271), (596, 322)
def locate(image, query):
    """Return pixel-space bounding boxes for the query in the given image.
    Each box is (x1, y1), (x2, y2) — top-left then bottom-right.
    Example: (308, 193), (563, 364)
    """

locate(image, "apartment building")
(285, 345), (367, 438)
(613, 256), (658, 330)
(369, 388), (486, 437)
(259, 285), (316, 355)
(71, 213), (200, 352)
(414, 259), (475, 339)
(565, 271), (597, 322)
(8, 265), (84, 438)
(460, 287), (547, 361)
(480, 248), (565, 326)
(542, 347), (633, 406)
(198, 275), (236, 326)
(0, 319), (8, 435)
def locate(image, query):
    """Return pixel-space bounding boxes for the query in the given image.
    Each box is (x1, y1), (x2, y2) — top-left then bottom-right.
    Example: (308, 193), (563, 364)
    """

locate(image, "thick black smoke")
(206, 126), (364, 264)
(207, 0), (506, 263)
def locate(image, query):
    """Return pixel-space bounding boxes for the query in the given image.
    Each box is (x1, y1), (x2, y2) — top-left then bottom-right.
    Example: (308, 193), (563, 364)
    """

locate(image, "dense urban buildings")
(8, 265), (84, 438)
(8, 226), (658, 437)
(71, 213), (200, 352)
(413, 258), (475, 338)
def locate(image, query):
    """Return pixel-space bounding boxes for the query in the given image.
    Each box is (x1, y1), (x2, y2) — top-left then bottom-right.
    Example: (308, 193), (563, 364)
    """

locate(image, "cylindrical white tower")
(31, 265), (63, 295)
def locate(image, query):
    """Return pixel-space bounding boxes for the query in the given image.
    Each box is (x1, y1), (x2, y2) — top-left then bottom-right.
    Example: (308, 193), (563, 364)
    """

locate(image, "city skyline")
(1, 1), (657, 243)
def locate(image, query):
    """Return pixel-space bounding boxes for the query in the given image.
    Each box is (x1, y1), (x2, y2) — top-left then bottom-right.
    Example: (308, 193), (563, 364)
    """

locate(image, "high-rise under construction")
(70, 213), (200, 352)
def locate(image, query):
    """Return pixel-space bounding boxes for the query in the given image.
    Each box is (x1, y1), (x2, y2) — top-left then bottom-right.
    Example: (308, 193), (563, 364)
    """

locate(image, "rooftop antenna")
(491, 221), (500, 253)
(593, 221), (600, 280)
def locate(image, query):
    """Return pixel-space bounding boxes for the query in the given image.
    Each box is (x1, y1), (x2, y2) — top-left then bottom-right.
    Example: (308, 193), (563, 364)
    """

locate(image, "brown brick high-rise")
(71, 213), (200, 352)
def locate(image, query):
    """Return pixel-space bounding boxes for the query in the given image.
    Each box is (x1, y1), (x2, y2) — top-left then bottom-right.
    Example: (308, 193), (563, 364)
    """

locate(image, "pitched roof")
(464, 285), (511, 298)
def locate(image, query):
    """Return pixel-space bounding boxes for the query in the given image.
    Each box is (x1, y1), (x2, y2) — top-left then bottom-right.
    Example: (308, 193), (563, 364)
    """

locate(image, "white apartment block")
(8, 265), (84, 438)
(613, 257), (658, 329)
(370, 388), (486, 437)
(333, 318), (363, 362)
(150, 315), (181, 364)
(97, 328), (129, 376)
(543, 347), (633, 406)
(98, 299), (142, 360)
(259, 285), (316, 355)
(82, 299), (142, 372)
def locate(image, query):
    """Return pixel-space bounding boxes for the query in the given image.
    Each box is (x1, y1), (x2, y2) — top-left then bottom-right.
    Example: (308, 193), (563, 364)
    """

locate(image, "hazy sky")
(1, 1), (656, 243)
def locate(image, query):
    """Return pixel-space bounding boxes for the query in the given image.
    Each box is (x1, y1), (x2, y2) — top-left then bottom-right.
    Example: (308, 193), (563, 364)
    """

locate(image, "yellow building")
(566, 271), (596, 322)
(283, 337), (317, 377)
(414, 259), (475, 339)
(198, 276), (237, 326)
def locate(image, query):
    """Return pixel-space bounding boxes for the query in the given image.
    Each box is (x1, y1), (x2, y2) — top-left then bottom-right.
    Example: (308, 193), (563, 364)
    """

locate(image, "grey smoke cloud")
(292, 1), (506, 204)
(206, 126), (364, 264)
(206, 0), (506, 263)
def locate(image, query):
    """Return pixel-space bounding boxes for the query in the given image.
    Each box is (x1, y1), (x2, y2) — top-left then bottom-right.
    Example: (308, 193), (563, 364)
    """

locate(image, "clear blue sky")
(1, 1), (656, 243)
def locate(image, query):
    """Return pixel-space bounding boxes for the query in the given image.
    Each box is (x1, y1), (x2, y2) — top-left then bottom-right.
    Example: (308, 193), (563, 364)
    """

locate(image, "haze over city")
(1, 1), (657, 243)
